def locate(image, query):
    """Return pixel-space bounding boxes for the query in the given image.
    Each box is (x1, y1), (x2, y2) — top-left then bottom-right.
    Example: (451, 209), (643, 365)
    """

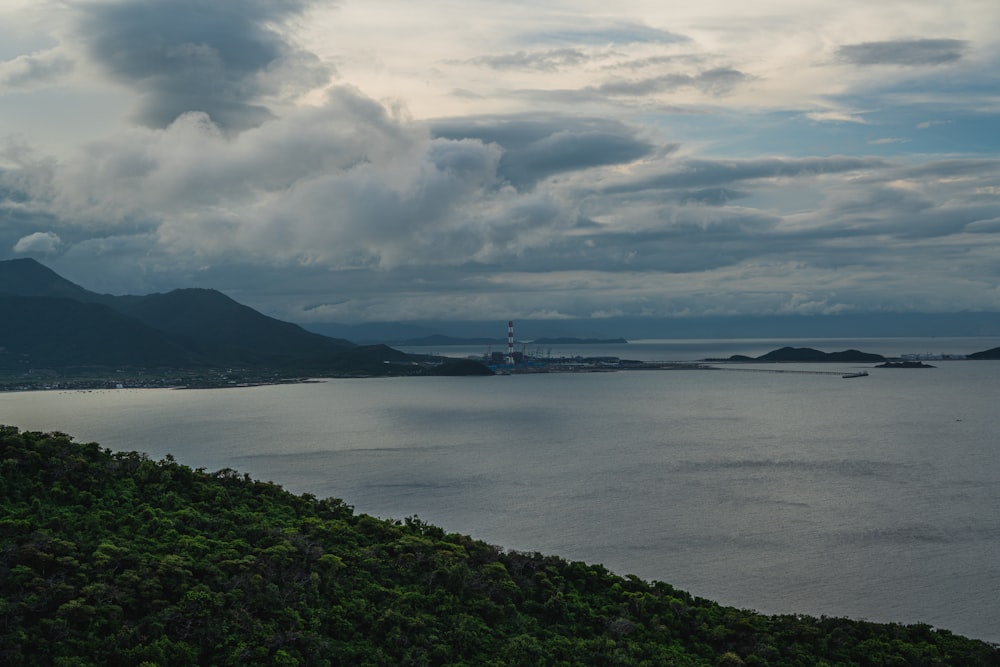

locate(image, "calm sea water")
(3, 338), (999, 642)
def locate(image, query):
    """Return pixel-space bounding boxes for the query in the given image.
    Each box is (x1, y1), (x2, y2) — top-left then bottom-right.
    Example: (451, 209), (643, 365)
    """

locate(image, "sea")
(3, 337), (999, 643)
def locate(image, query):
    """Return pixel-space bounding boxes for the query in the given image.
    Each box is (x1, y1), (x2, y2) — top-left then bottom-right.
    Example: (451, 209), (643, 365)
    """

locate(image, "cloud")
(605, 54), (708, 72)
(0, 50), (73, 90)
(450, 88), (484, 100)
(599, 156), (884, 195)
(463, 48), (591, 72)
(836, 39), (968, 67)
(595, 68), (748, 97)
(11, 85), (997, 319)
(431, 116), (656, 190)
(75, 0), (331, 131)
(805, 110), (868, 124)
(6, 87), (556, 273)
(917, 120), (952, 129)
(13, 230), (61, 254)
(677, 188), (750, 205)
(3, 2), (1000, 323)
(527, 23), (689, 47)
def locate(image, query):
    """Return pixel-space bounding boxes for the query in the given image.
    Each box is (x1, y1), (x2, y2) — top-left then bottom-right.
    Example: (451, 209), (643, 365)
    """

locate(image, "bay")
(3, 337), (999, 643)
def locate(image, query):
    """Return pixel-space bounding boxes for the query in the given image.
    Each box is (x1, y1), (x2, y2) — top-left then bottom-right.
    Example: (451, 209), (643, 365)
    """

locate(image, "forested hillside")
(2, 427), (997, 666)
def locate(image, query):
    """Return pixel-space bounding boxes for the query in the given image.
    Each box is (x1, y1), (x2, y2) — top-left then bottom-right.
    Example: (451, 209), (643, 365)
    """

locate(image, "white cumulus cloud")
(13, 231), (61, 254)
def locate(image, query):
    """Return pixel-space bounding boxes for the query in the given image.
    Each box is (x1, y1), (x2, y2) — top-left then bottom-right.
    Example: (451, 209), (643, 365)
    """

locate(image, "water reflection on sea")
(2, 337), (999, 643)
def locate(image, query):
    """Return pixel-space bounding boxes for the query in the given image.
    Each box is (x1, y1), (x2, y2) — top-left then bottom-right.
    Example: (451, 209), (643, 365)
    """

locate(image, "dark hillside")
(2, 426), (997, 666)
(0, 296), (201, 368)
(0, 259), (419, 376)
(118, 288), (357, 364)
(0, 257), (112, 304)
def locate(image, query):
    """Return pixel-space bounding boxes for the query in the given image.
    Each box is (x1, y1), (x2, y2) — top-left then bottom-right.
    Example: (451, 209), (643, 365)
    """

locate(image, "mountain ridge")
(0, 258), (422, 376)
(0, 257), (115, 304)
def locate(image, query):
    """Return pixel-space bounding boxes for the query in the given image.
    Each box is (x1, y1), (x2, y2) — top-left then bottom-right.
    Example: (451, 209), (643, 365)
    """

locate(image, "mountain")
(117, 288), (357, 365)
(304, 321), (442, 344)
(0, 257), (113, 304)
(0, 258), (418, 375)
(391, 334), (505, 347)
(709, 347), (887, 362)
(0, 295), (202, 368)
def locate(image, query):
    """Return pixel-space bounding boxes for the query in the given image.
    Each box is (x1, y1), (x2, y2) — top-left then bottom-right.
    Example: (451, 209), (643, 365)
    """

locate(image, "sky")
(1, 0), (999, 332)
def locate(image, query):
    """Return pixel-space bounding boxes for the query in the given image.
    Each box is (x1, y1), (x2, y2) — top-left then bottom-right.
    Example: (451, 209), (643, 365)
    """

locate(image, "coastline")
(5, 335), (998, 392)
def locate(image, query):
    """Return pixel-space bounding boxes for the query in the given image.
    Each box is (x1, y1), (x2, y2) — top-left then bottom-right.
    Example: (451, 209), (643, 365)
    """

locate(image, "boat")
(842, 371), (869, 378)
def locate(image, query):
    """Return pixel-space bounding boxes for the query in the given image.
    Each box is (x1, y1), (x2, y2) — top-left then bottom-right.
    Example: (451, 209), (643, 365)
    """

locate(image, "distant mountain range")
(0, 258), (415, 375)
(304, 312), (1000, 344)
(390, 334), (628, 347)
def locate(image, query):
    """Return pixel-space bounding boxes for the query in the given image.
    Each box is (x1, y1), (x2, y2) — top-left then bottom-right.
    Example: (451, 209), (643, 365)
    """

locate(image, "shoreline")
(5, 357), (976, 393)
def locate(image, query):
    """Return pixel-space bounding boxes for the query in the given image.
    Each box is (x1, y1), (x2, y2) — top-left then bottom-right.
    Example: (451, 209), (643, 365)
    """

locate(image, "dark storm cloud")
(76, 0), (330, 131)
(836, 39), (968, 66)
(431, 116), (657, 190)
(463, 48), (591, 71)
(600, 156), (885, 194)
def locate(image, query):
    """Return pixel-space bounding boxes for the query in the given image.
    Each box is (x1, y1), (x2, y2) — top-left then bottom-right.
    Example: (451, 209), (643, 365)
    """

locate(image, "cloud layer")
(1, 0), (999, 326)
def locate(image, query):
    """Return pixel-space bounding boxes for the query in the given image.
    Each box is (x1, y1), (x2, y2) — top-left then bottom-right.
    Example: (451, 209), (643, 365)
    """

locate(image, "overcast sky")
(2, 0), (999, 328)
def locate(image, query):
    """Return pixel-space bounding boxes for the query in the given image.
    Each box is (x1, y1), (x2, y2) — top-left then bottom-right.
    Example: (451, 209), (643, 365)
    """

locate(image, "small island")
(705, 347), (886, 363)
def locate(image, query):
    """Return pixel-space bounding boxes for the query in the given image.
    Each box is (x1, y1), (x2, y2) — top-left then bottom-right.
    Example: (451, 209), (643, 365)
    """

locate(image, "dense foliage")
(2, 426), (997, 666)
